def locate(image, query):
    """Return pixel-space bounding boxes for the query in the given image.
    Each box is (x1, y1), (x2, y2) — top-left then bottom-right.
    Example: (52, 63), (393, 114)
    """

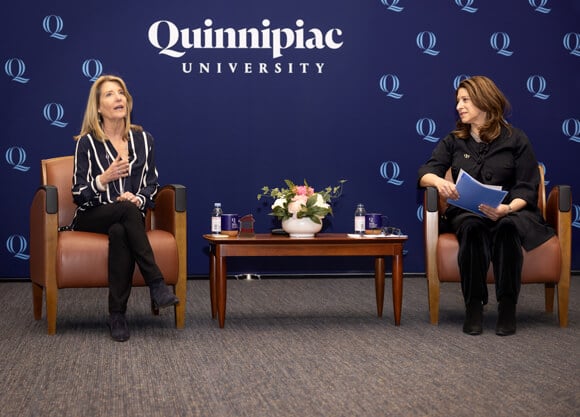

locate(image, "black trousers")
(74, 201), (163, 313)
(453, 214), (523, 306)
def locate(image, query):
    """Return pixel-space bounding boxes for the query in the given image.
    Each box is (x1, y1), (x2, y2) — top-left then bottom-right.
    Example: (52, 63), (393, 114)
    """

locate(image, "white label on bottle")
(211, 217), (221, 233)
(354, 216), (365, 232)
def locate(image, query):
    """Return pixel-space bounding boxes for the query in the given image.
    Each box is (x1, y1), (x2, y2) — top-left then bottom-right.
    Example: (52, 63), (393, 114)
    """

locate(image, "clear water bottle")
(211, 202), (223, 234)
(354, 203), (366, 235)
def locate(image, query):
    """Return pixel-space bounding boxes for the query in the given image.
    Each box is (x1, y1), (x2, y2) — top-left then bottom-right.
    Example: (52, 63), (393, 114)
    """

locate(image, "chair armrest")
(151, 184), (186, 234)
(423, 186), (444, 323)
(423, 187), (440, 279)
(151, 183), (187, 269)
(545, 185), (572, 277)
(29, 185), (59, 287)
(424, 186), (440, 234)
(545, 185), (571, 231)
(152, 184), (187, 315)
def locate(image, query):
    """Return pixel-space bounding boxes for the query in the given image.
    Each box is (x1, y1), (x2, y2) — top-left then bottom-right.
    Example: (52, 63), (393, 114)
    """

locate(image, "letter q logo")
(416, 32), (440, 56)
(416, 118), (439, 143)
(43, 103), (68, 128)
(379, 74), (403, 99)
(563, 33), (580, 57)
(4, 58), (30, 83)
(490, 32), (513, 56)
(416, 205), (424, 222)
(453, 74), (471, 90)
(6, 235), (29, 261)
(380, 0), (404, 12)
(42, 15), (68, 40)
(526, 75), (550, 100)
(529, 0), (551, 14)
(82, 59), (103, 82)
(573, 205), (580, 229)
(455, 0), (478, 13)
(5, 147), (30, 172)
(380, 161), (404, 186)
(562, 118), (580, 143)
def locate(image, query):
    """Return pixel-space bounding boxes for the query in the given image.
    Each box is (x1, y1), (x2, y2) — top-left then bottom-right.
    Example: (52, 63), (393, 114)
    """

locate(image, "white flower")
(272, 198), (286, 210)
(314, 194), (330, 209)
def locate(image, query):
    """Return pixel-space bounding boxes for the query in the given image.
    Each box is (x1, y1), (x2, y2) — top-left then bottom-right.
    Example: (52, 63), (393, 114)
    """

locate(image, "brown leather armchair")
(30, 156), (187, 334)
(422, 165), (571, 326)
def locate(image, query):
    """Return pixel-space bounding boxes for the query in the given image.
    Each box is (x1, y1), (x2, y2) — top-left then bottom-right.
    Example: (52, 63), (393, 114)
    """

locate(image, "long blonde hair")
(74, 75), (142, 141)
(452, 75), (511, 143)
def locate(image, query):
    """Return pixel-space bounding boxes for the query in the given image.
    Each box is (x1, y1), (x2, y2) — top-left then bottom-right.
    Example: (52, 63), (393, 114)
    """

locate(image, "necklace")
(111, 177), (126, 195)
(104, 142), (128, 196)
(105, 152), (126, 196)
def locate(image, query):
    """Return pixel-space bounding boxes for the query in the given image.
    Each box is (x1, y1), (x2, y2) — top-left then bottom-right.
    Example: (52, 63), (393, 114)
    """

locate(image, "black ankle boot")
(108, 313), (130, 342)
(149, 280), (179, 309)
(496, 300), (516, 336)
(463, 301), (483, 335)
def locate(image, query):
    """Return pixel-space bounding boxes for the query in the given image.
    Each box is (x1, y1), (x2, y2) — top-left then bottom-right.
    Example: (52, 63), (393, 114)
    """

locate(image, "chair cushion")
(56, 230), (179, 288)
(521, 236), (561, 283)
(436, 233), (561, 284)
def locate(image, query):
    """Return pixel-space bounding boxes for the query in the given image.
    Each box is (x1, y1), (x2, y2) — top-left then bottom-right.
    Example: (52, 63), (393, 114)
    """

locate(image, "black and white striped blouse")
(72, 129), (159, 219)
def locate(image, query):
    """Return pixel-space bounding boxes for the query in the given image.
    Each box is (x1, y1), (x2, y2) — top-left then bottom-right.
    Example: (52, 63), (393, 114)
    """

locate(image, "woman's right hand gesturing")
(101, 155), (130, 184)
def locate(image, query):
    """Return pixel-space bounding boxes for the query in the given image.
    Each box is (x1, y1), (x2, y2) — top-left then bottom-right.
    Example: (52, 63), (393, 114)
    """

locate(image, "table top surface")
(203, 233), (408, 244)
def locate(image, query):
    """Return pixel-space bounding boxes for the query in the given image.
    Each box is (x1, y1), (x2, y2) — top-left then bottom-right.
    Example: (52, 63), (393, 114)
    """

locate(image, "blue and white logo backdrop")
(2, 0), (579, 278)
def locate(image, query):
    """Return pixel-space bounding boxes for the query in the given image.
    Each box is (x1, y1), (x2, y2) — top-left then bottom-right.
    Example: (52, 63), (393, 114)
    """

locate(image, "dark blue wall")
(2, 0), (579, 278)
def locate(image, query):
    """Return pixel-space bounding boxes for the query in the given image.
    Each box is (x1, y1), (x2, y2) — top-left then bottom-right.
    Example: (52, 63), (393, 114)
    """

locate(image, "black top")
(417, 126), (555, 250)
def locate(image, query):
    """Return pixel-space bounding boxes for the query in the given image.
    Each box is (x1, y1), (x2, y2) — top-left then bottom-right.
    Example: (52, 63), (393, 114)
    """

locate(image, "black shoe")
(496, 301), (516, 336)
(463, 301), (483, 335)
(108, 313), (130, 342)
(150, 281), (179, 309)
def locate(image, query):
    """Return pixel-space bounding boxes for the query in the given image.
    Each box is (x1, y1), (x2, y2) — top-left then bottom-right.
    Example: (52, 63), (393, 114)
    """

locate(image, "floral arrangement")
(257, 179), (346, 224)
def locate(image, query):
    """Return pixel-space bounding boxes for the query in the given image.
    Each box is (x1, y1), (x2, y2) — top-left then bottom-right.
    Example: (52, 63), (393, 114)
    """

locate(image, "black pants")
(453, 214), (523, 306)
(74, 201), (163, 314)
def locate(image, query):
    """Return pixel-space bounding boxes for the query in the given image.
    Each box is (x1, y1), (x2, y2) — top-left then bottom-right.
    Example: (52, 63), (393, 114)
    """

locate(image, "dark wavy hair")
(452, 75), (512, 143)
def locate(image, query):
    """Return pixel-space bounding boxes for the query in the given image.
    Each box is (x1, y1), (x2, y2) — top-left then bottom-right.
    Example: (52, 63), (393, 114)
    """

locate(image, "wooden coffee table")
(203, 233), (408, 328)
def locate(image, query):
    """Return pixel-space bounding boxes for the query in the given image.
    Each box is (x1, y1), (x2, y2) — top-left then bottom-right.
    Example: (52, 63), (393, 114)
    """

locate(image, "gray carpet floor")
(0, 276), (578, 417)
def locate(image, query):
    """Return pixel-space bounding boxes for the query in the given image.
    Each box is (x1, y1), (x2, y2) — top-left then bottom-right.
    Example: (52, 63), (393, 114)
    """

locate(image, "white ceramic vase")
(281, 216), (323, 238)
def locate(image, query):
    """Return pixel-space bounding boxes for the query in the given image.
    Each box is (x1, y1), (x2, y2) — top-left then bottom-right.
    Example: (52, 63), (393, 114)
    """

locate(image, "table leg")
(392, 252), (403, 326)
(375, 257), (385, 317)
(217, 255), (227, 328)
(209, 244), (217, 319)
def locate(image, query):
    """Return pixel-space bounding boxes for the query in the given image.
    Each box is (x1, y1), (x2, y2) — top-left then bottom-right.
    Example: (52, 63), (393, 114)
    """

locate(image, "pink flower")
(294, 185), (314, 196)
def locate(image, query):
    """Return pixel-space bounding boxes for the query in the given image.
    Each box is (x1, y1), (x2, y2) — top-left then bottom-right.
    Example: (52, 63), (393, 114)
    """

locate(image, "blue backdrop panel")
(2, 0), (579, 278)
